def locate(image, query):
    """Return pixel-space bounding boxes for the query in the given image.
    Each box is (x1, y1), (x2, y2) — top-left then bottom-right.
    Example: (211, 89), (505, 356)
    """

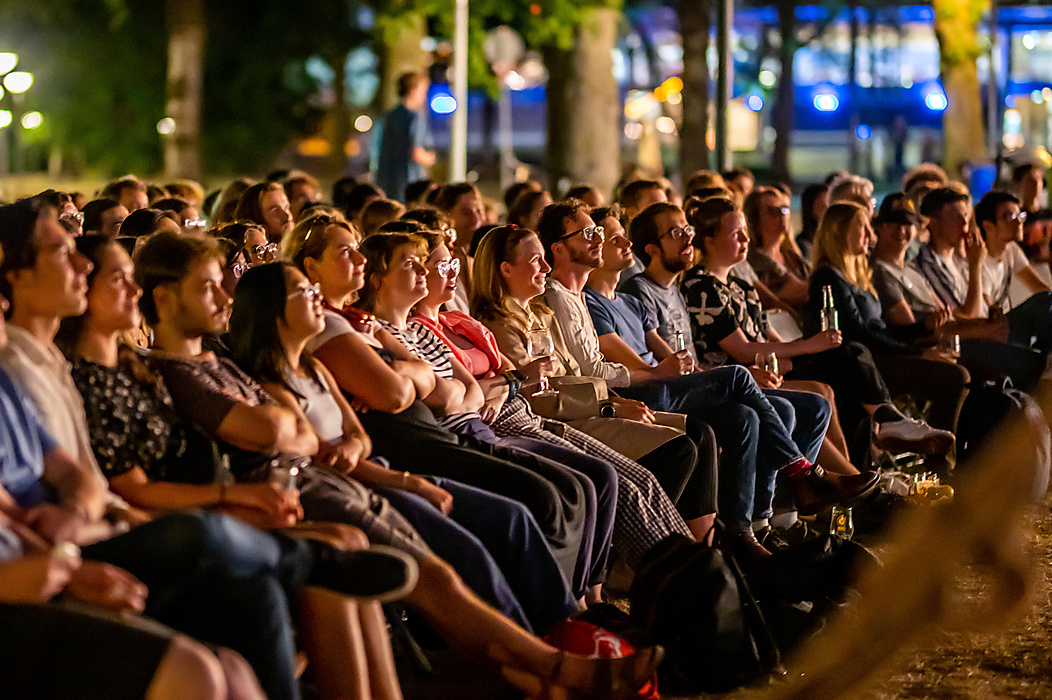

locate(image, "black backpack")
(629, 534), (782, 695)
(957, 377), (1030, 460)
(746, 533), (880, 653)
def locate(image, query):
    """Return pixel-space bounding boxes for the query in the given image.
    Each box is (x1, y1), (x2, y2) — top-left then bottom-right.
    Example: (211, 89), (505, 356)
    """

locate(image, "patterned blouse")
(680, 265), (767, 368)
(71, 352), (188, 480)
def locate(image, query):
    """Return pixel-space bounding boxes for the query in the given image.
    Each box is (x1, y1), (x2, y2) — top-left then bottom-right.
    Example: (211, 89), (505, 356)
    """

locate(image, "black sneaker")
(777, 519), (821, 546)
(309, 542), (419, 603)
(755, 525), (791, 552)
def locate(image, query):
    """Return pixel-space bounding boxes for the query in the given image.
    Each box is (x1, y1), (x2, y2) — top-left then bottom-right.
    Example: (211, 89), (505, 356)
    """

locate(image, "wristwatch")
(600, 401), (616, 418)
(503, 369), (525, 399)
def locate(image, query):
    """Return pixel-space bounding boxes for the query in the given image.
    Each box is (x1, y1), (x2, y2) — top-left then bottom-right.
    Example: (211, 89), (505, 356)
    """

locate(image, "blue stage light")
(923, 83), (947, 111)
(430, 93), (457, 115)
(813, 91), (839, 112)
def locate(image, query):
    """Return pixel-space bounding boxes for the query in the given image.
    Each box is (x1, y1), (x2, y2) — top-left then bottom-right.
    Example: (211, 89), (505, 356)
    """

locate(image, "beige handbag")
(525, 375), (610, 421)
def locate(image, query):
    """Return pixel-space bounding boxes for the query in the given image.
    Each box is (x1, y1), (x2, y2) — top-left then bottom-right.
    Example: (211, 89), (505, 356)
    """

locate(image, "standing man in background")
(375, 72), (436, 203)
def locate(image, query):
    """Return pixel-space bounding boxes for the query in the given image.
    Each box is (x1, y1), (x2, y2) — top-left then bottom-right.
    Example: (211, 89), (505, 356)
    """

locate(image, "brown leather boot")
(724, 528), (773, 563)
(789, 465), (881, 516)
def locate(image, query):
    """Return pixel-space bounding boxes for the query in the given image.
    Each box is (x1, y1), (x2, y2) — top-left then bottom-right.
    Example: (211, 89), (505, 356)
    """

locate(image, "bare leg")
(406, 556), (558, 670)
(298, 586), (371, 700)
(818, 437), (861, 475)
(359, 600), (404, 700)
(782, 379), (852, 456)
(686, 513), (717, 545)
(215, 648), (268, 700)
(146, 635), (227, 700)
(405, 555), (659, 696)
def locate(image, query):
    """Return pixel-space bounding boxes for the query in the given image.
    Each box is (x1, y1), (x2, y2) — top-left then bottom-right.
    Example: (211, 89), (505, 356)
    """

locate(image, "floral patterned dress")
(680, 264), (767, 368)
(71, 352), (190, 481)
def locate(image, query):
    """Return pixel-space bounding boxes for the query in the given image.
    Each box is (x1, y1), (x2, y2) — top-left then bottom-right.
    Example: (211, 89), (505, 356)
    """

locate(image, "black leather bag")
(629, 534), (781, 694)
(747, 533), (880, 652)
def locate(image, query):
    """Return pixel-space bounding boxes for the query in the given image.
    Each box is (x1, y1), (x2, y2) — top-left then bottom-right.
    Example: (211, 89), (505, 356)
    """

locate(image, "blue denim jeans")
(764, 388), (831, 515)
(83, 510), (307, 700)
(618, 365), (804, 530)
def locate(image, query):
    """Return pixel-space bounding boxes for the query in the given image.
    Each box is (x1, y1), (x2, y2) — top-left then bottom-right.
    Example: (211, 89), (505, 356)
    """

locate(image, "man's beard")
(662, 249), (692, 273)
(569, 246), (601, 269)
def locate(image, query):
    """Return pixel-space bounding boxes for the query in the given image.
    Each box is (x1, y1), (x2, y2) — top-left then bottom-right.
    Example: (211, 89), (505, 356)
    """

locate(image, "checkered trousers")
(492, 395), (691, 568)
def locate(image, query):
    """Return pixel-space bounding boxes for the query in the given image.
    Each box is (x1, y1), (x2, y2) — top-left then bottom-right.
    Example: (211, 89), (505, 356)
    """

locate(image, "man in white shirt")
(0, 198), (111, 494)
(916, 187), (1052, 387)
(536, 200), (877, 557)
(974, 190), (1051, 312)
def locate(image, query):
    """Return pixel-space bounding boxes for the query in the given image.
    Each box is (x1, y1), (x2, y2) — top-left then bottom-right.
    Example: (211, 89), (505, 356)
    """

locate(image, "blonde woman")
(808, 201), (964, 447)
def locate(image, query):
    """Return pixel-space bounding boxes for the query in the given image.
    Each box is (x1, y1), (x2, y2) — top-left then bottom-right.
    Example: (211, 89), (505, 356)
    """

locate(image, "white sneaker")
(875, 419), (955, 455)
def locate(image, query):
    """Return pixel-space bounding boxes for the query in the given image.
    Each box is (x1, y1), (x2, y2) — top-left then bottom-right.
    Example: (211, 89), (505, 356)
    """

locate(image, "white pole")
(452, 0), (469, 181)
(987, 0), (1000, 159)
(498, 85), (514, 192)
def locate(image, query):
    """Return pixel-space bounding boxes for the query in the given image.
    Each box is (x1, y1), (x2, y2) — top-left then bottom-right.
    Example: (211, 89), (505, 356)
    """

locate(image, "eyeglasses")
(252, 242), (279, 260)
(184, 219), (207, 230)
(764, 206), (790, 217)
(288, 282), (322, 302)
(435, 258), (461, 278)
(229, 261), (247, 279)
(1002, 211), (1028, 224)
(557, 225), (604, 243)
(662, 225), (695, 241)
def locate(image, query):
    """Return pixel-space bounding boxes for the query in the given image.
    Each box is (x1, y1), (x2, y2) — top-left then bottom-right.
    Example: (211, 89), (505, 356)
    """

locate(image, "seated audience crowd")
(0, 158), (1047, 698)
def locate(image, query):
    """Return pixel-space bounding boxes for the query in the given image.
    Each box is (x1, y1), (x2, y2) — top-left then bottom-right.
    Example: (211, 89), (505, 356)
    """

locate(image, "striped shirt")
(379, 319), (478, 433)
(381, 320), (455, 378)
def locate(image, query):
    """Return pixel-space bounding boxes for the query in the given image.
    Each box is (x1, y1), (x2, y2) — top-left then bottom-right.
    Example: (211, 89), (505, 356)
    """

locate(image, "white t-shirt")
(982, 241), (1030, 313)
(932, 249), (988, 317)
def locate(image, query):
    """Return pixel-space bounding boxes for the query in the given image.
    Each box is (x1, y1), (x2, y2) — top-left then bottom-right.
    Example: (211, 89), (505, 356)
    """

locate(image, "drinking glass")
(754, 351), (779, 376)
(938, 334), (961, 360)
(829, 505), (854, 539)
(269, 456), (307, 490)
(527, 328), (557, 397)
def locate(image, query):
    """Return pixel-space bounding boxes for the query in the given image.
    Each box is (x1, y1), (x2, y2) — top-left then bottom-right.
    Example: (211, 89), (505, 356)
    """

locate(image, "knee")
(300, 523), (369, 551)
(809, 393), (832, 426)
(153, 635), (227, 700)
(768, 395), (796, 433)
(797, 380), (836, 405)
(417, 555), (466, 599)
(728, 364), (755, 388)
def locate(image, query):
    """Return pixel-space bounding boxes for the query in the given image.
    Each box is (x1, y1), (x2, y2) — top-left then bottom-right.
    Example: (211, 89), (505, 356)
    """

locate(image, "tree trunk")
(379, 12), (428, 112)
(543, 8), (622, 199)
(933, 0), (989, 178)
(772, 0), (795, 185)
(164, 0), (204, 180)
(679, 0), (711, 178)
(327, 55), (351, 177)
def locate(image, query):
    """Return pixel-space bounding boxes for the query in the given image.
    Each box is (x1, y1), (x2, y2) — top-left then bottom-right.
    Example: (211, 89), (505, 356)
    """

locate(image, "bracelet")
(50, 542), (81, 561)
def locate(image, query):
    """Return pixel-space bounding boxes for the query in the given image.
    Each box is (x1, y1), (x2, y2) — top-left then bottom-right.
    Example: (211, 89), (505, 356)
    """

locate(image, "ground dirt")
(706, 497), (1052, 700)
(402, 497), (1052, 700)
